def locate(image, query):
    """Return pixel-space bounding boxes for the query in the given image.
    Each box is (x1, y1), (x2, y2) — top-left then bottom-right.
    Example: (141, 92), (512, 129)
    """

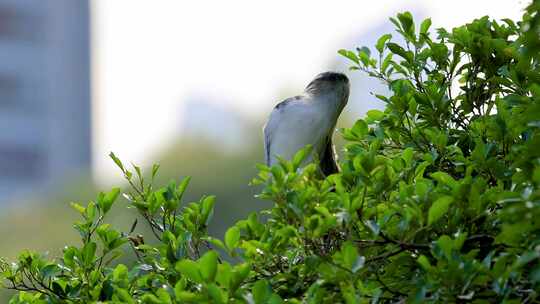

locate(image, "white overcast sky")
(91, 0), (525, 180)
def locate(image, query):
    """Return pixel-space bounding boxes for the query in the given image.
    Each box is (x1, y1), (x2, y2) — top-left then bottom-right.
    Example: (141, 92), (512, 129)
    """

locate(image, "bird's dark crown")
(305, 71), (349, 96)
(313, 72), (349, 83)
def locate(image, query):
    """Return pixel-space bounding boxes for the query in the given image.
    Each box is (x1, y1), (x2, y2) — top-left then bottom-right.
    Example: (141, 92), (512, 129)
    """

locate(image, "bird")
(263, 72), (350, 176)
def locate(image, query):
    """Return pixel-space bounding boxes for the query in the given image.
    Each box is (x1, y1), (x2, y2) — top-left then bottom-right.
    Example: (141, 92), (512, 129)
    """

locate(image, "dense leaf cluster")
(2, 2), (540, 303)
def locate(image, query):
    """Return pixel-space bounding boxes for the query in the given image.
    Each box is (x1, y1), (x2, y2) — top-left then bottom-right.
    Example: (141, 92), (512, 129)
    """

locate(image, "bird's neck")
(307, 92), (344, 120)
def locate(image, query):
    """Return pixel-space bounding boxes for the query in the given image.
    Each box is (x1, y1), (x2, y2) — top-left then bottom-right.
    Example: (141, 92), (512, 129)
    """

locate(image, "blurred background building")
(0, 0), (91, 202)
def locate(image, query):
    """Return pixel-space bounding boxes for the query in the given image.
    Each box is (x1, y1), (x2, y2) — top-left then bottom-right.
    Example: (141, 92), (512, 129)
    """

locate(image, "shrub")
(2, 2), (540, 303)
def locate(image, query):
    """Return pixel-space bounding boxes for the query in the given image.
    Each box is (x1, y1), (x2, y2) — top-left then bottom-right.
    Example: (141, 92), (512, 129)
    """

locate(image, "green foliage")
(2, 2), (540, 303)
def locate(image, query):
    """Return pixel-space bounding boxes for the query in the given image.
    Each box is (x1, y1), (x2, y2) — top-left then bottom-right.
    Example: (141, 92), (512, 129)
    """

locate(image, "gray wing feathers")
(264, 97), (299, 166)
(263, 106), (280, 166)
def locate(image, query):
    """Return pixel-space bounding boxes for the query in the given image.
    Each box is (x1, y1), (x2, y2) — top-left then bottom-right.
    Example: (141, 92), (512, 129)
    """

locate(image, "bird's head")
(305, 72), (350, 108)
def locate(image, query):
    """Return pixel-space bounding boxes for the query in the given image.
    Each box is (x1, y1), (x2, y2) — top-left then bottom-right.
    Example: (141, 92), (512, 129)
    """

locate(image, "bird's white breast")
(265, 96), (334, 166)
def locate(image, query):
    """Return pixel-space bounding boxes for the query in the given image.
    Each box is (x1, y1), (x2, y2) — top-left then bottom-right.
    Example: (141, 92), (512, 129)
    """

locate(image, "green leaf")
(62, 246), (77, 268)
(366, 109), (384, 122)
(417, 255), (432, 271)
(402, 147), (414, 166)
(292, 145), (312, 169)
(113, 287), (135, 303)
(151, 163), (160, 179)
(112, 263), (128, 281)
(351, 120), (368, 138)
(201, 196), (216, 226)
(102, 187), (120, 214)
(141, 294), (162, 304)
(342, 242), (357, 266)
(252, 279), (271, 304)
(386, 42), (413, 63)
(174, 279), (187, 299)
(397, 11), (415, 39)
(376, 34), (392, 53)
(381, 53), (393, 73)
(431, 43), (449, 65)
(205, 237), (227, 252)
(436, 235), (453, 259)
(148, 192), (162, 215)
(270, 165), (285, 185)
(338, 49), (359, 64)
(215, 262), (232, 288)
(268, 294), (284, 304)
(109, 152), (124, 171)
(230, 263), (251, 291)
(431, 172), (458, 189)
(81, 242), (97, 267)
(177, 176), (191, 201)
(206, 283), (225, 304)
(85, 201), (97, 222)
(157, 288), (172, 303)
(428, 196), (453, 225)
(358, 46), (371, 66)
(176, 291), (201, 302)
(420, 18), (432, 35)
(408, 98), (417, 116)
(132, 163), (142, 181)
(415, 161), (430, 179)
(224, 226), (241, 251)
(52, 279), (68, 295)
(341, 242), (365, 273)
(96, 223), (111, 243)
(70, 202), (86, 216)
(40, 264), (60, 279)
(199, 251), (218, 283)
(176, 260), (203, 283)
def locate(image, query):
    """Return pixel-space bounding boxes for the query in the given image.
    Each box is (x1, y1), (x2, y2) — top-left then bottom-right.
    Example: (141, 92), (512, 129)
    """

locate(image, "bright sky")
(91, 0), (524, 182)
